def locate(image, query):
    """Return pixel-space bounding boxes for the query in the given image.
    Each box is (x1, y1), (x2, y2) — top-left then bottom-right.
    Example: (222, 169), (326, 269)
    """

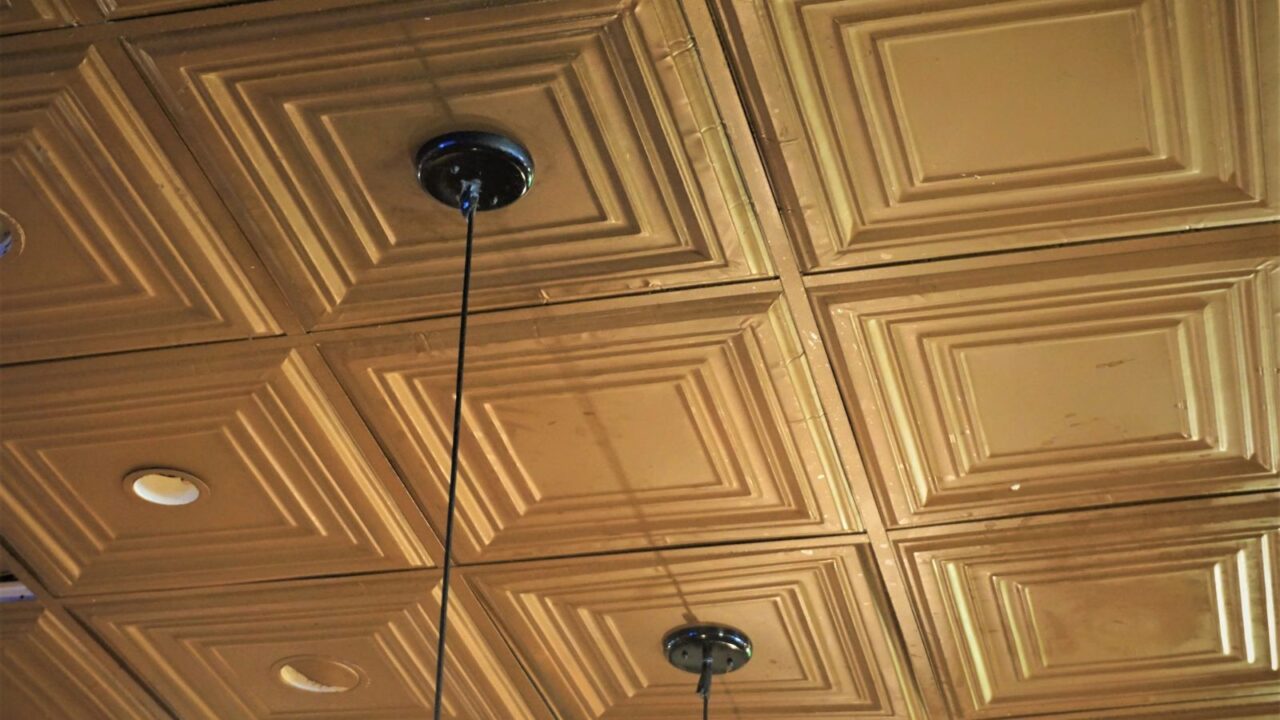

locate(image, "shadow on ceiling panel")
(464, 537), (928, 719)
(893, 492), (1280, 719)
(0, 601), (172, 720)
(123, 0), (773, 331)
(810, 222), (1280, 527)
(710, 0), (1279, 270)
(0, 41), (286, 364)
(0, 342), (438, 596)
(322, 283), (861, 563)
(70, 571), (550, 720)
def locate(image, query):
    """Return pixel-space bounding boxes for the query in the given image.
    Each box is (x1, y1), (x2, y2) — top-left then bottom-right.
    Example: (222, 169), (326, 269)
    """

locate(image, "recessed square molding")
(126, 0), (771, 329)
(711, 0), (1278, 268)
(324, 285), (859, 562)
(810, 223), (1279, 525)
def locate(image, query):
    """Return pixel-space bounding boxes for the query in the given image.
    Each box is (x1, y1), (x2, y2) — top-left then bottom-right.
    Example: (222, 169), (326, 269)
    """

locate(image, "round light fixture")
(415, 131), (534, 213)
(414, 129), (536, 720)
(274, 656), (363, 694)
(663, 623), (752, 718)
(123, 469), (205, 506)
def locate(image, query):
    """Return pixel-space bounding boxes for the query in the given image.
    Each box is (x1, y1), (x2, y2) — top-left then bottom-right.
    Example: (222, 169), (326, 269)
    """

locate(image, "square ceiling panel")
(710, 0), (1279, 269)
(0, 1), (69, 34)
(894, 493), (1280, 718)
(1, 601), (169, 719)
(465, 538), (926, 719)
(0, 41), (284, 364)
(324, 284), (860, 562)
(0, 342), (436, 596)
(811, 223), (1279, 526)
(71, 571), (550, 720)
(1058, 697), (1280, 719)
(124, 0), (772, 330)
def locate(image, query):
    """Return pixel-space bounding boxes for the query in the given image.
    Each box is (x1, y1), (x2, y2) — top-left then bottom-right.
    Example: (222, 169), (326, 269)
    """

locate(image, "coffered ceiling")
(0, 0), (1276, 719)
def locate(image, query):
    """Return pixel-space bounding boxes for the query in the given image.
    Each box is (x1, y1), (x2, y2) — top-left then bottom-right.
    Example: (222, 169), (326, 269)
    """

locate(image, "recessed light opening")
(275, 656), (363, 693)
(124, 469), (205, 506)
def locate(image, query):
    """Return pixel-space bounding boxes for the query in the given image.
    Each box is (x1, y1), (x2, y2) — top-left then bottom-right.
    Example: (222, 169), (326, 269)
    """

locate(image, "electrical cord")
(432, 180), (481, 720)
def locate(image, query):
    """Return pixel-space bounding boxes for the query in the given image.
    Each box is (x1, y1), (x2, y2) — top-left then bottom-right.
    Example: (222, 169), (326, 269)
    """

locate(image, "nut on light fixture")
(664, 624), (752, 719)
(415, 130), (533, 720)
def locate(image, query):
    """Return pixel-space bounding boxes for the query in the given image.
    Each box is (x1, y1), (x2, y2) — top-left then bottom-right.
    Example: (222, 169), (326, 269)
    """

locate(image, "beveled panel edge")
(0, 547), (174, 719)
(803, 221), (1280, 291)
(115, 0), (775, 331)
(706, 0), (1280, 272)
(65, 568), (554, 720)
(0, 38), (302, 365)
(318, 279), (864, 563)
(0, 339), (442, 597)
(461, 535), (932, 720)
(890, 491), (1280, 719)
(679, 1), (953, 711)
(1052, 694), (1280, 719)
(806, 222), (1280, 528)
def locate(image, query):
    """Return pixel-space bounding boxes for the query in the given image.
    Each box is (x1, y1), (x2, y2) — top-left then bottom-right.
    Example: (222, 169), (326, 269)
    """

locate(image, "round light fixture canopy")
(415, 131), (534, 212)
(663, 623), (753, 675)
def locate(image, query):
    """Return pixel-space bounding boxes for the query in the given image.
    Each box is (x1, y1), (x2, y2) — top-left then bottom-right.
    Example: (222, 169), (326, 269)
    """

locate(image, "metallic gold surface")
(0, 0), (1275, 718)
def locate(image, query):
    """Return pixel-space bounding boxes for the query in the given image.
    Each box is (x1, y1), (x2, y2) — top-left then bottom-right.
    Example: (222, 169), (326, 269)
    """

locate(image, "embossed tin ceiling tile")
(104, 0), (254, 20)
(0, 0), (228, 29)
(323, 284), (860, 563)
(0, 42), (286, 364)
(124, 0), (771, 331)
(70, 572), (550, 720)
(0, 342), (436, 596)
(1, 602), (170, 720)
(893, 493), (1280, 719)
(810, 223), (1280, 526)
(464, 537), (926, 719)
(1055, 696), (1280, 719)
(710, 0), (1279, 269)
(0, 0), (78, 34)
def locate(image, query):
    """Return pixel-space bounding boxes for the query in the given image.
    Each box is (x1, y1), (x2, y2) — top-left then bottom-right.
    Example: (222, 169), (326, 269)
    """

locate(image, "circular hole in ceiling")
(123, 469), (206, 506)
(274, 656), (363, 694)
(0, 210), (23, 259)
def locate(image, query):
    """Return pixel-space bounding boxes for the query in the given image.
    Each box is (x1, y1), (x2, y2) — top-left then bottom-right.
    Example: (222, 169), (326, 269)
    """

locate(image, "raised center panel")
(881, 9), (1154, 180)
(488, 382), (720, 500)
(961, 328), (1188, 457)
(323, 285), (860, 562)
(126, 0), (770, 329)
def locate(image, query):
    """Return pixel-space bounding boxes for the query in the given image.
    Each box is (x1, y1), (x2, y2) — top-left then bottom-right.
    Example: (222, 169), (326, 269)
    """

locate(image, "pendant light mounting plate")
(416, 131), (534, 212)
(663, 624), (752, 675)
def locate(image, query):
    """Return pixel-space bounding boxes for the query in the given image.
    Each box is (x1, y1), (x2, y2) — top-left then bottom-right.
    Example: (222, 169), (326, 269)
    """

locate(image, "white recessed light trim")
(123, 469), (206, 506)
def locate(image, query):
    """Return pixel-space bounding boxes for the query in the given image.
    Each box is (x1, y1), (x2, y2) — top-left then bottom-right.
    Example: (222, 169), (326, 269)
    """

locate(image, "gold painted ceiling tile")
(323, 284), (860, 562)
(710, 0), (1279, 269)
(465, 537), (926, 719)
(811, 223), (1280, 526)
(123, 0), (771, 330)
(0, 0), (78, 34)
(0, 601), (171, 720)
(0, 41), (285, 363)
(0, 342), (436, 596)
(893, 492), (1280, 718)
(1053, 695), (1280, 719)
(70, 571), (550, 720)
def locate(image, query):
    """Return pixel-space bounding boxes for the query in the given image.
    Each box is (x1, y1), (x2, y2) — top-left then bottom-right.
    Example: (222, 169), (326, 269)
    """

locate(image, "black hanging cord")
(697, 646), (713, 720)
(432, 180), (482, 720)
